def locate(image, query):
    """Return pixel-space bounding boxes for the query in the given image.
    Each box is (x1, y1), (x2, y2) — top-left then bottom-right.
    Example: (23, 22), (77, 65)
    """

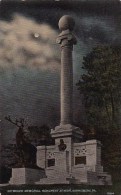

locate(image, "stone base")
(36, 170), (70, 185)
(72, 170), (112, 185)
(51, 124), (83, 141)
(9, 168), (46, 185)
(37, 138), (112, 185)
(36, 169), (112, 185)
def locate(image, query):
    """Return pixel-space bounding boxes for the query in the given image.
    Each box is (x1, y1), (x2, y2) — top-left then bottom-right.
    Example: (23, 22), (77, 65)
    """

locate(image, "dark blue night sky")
(0, 0), (121, 144)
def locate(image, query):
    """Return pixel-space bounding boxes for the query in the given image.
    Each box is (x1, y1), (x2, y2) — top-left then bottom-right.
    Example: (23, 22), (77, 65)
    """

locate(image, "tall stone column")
(56, 15), (77, 125)
(51, 15), (83, 141)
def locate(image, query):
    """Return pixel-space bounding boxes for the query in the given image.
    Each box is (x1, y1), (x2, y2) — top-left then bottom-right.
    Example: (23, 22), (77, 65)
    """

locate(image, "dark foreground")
(0, 182), (121, 195)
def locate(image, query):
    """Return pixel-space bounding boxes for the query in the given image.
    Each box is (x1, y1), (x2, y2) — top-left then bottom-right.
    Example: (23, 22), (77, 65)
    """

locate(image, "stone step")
(46, 169), (69, 178)
(36, 177), (70, 184)
(36, 170), (76, 184)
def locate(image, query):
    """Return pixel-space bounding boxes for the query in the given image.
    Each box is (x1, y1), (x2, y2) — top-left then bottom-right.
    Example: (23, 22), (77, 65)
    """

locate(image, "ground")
(0, 182), (121, 195)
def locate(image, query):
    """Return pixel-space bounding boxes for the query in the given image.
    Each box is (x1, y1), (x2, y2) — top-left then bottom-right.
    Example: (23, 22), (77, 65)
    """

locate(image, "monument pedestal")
(9, 168), (46, 185)
(37, 137), (112, 185)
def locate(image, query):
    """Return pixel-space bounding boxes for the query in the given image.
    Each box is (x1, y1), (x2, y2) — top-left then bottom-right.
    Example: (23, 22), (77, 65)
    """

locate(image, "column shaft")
(61, 46), (73, 125)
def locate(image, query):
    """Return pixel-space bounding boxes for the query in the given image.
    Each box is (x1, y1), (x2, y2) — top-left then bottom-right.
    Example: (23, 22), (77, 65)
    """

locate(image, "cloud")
(0, 14), (61, 144)
(0, 14), (60, 71)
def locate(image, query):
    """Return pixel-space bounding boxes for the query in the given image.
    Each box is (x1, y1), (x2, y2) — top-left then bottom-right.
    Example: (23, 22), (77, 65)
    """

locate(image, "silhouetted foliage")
(77, 45), (121, 182)
(77, 45), (121, 131)
(28, 125), (55, 146)
(0, 166), (11, 183)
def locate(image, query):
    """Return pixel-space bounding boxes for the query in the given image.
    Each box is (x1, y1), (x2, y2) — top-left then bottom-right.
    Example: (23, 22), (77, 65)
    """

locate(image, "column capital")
(56, 15), (77, 48)
(56, 30), (77, 48)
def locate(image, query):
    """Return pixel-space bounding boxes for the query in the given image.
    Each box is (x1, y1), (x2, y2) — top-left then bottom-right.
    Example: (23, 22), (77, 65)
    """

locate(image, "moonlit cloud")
(0, 14), (61, 144)
(0, 14), (60, 71)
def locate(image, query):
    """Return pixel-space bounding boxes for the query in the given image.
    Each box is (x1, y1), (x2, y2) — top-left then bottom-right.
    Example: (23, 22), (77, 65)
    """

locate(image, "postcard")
(0, 0), (121, 194)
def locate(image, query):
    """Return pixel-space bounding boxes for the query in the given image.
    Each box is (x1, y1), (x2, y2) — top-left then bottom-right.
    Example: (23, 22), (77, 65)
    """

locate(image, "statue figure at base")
(5, 116), (42, 169)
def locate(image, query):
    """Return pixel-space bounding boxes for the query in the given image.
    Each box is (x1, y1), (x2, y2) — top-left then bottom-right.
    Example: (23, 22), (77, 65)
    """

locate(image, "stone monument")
(5, 116), (46, 185)
(37, 15), (112, 185)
